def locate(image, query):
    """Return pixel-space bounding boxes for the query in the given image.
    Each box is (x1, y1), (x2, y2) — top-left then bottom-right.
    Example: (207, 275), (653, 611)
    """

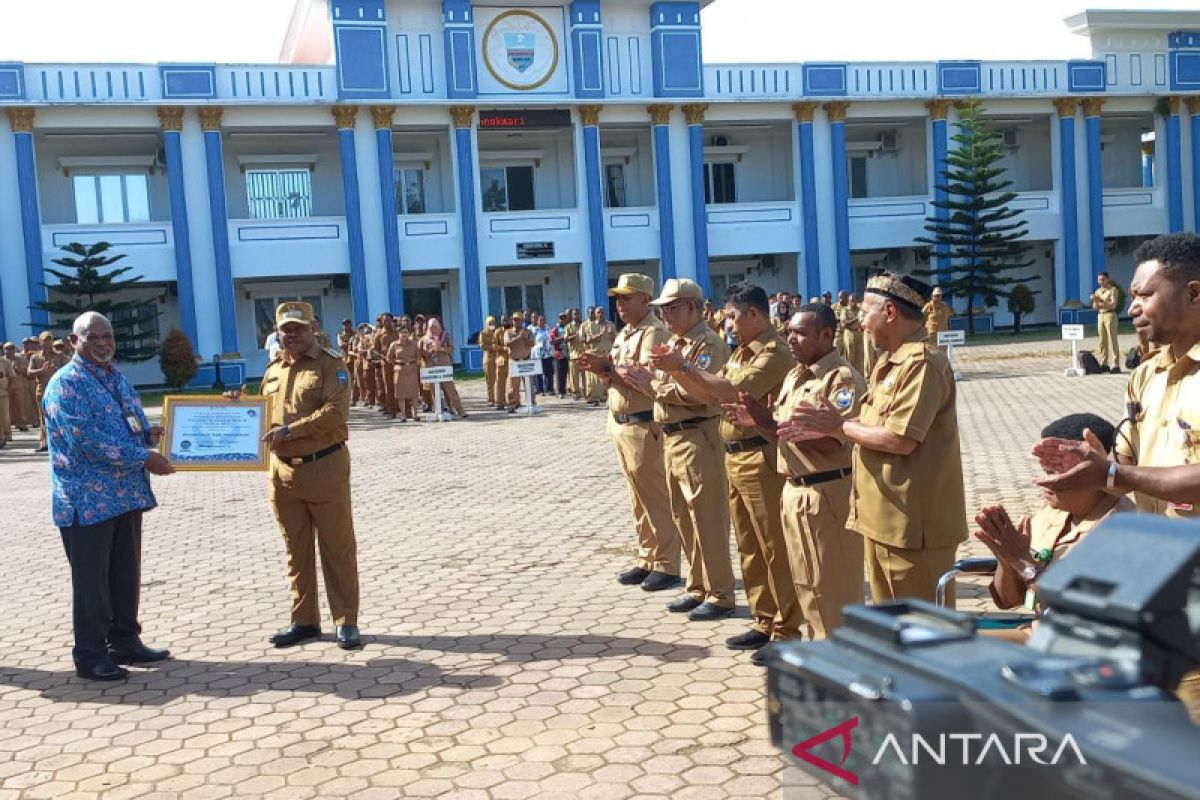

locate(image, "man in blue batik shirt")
(43, 311), (175, 681)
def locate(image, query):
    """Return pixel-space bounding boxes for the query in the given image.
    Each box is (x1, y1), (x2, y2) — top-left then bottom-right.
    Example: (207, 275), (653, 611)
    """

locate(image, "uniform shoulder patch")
(697, 353), (712, 370)
(337, 369), (349, 385)
(832, 386), (855, 410)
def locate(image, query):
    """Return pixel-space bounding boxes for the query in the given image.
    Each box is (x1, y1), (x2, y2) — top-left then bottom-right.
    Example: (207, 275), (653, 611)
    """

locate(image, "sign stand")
(421, 366), (454, 422)
(937, 330), (966, 381)
(1061, 324), (1085, 377)
(510, 360), (544, 416)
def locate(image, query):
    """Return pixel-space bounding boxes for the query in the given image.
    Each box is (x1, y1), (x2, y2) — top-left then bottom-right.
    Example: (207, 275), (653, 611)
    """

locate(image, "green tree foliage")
(159, 327), (197, 390)
(1007, 283), (1038, 334)
(916, 98), (1036, 335)
(33, 241), (160, 361)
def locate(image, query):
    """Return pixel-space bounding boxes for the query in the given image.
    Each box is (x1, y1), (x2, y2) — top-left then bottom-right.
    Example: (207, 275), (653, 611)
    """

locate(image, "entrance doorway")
(404, 287), (443, 321)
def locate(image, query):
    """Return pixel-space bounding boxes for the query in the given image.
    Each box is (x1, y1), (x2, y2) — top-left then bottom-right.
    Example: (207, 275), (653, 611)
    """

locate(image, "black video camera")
(765, 515), (1200, 800)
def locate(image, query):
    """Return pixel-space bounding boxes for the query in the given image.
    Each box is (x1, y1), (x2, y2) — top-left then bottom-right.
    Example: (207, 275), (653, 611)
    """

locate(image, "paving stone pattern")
(0, 335), (1126, 799)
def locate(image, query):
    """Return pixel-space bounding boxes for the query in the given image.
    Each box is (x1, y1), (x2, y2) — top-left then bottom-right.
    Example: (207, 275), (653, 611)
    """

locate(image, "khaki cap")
(511, 311), (524, 321)
(608, 273), (655, 298)
(276, 301), (315, 329)
(650, 278), (704, 306)
(38, 331), (53, 341)
(22, 336), (36, 344)
(932, 287), (944, 297)
(2, 342), (12, 349)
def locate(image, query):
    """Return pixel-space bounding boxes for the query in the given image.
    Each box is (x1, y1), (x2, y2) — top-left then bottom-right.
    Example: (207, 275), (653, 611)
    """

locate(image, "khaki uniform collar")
(1152, 341), (1200, 373)
(733, 326), (775, 360)
(1033, 494), (1123, 550)
(283, 340), (323, 365)
(887, 329), (930, 364)
(679, 318), (711, 343)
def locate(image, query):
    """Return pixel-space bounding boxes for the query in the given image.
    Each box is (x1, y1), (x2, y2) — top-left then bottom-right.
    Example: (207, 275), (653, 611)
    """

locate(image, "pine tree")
(916, 98), (1036, 335)
(33, 241), (159, 361)
(159, 327), (198, 390)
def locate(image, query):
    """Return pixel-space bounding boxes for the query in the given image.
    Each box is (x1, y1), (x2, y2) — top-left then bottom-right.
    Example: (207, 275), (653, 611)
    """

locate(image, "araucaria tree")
(33, 241), (159, 361)
(916, 98), (1036, 334)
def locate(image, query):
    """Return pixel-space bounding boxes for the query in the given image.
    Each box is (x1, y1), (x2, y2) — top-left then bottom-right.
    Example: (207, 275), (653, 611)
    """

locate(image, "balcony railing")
(42, 221), (175, 281)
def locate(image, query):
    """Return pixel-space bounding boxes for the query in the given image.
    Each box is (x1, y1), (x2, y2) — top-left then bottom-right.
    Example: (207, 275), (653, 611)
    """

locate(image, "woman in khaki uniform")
(419, 318), (466, 418)
(480, 316), (498, 407)
(388, 323), (422, 421)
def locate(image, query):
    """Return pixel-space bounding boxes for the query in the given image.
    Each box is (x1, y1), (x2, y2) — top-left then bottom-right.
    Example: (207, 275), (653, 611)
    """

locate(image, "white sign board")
(937, 330), (966, 346)
(1062, 324), (1085, 341)
(420, 366), (454, 383)
(510, 359), (543, 377)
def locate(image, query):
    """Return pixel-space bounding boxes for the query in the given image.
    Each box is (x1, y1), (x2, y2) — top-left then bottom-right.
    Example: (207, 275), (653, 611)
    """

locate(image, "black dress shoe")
(750, 648), (768, 667)
(688, 602), (736, 622)
(641, 571), (683, 592)
(726, 629), (771, 650)
(35, 446), (47, 453)
(269, 624), (321, 648)
(336, 625), (363, 650)
(109, 644), (171, 664)
(667, 595), (703, 613)
(618, 566), (652, 586)
(76, 660), (129, 681)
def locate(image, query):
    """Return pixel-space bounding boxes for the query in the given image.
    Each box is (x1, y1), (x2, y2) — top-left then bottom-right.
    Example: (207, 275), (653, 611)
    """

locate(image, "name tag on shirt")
(125, 414), (144, 435)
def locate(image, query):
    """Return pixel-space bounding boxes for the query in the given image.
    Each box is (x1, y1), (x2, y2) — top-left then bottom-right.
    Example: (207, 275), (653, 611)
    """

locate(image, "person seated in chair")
(973, 413), (1135, 644)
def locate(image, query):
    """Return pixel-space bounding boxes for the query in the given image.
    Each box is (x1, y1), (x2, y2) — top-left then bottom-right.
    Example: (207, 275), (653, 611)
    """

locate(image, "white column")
(0, 117), (28, 339)
(812, 112), (839, 294)
(353, 112), (390, 318)
(667, 113), (696, 281)
(180, 111), (222, 360)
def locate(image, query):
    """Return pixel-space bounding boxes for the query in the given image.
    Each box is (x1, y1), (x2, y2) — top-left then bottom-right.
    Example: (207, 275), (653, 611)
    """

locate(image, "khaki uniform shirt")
(608, 312), (670, 417)
(29, 352), (70, 390)
(1116, 343), (1200, 517)
(773, 349), (865, 477)
(505, 328), (534, 361)
(0, 357), (13, 396)
(480, 327), (496, 356)
(652, 318), (731, 425)
(835, 303), (861, 334)
(420, 334), (455, 367)
(260, 341), (351, 459)
(337, 330), (355, 356)
(718, 327), (794, 443)
(565, 322), (584, 358)
(849, 331), (967, 549)
(373, 328), (398, 364)
(923, 300), (952, 335)
(1093, 285), (1119, 314)
(590, 320), (616, 353)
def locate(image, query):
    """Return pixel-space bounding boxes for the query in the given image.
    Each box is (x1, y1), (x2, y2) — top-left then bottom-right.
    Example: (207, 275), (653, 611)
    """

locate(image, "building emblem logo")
(483, 9), (559, 91)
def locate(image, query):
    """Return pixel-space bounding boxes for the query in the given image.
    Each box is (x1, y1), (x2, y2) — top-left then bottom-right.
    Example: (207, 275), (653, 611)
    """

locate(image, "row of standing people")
(1, 332), (73, 452)
(578, 271), (967, 665)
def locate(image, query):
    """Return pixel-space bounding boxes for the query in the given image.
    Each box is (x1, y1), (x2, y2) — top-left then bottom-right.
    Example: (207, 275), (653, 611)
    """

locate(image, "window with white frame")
(487, 283), (544, 317)
(246, 169), (313, 220)
(481, 166), (535, 212)
(73, 174), (150, 224)
(395, 167), (427, 214)
(703, 162), (737, 204)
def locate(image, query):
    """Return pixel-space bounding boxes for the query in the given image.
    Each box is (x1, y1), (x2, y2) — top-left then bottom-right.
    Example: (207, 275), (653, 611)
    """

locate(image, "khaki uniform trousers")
(840, 331), (863, 372)
(435, 380), (466, 416)
(568, 357), (584, 397)
(1177, 671), (1200, 724)
(377, 362), (397, 414)
(356, 360), (377, 406)
(26, 379), (37, 428)
(728, 448), (801, 639)
(586, 370), (605, 401)
(781, 478), (864, 640)
(0, 390), (9, 443)
(9, 377), (30, 428)
(494, 359), (509, 408)
(483, 353), (497, 404)
(36, 388), (47, 447)
(611, 419), (681, 574)
(346, 358), (360, 404)
(268, 446), (359, 627)
(1097, 311), (1120, 368)
(664, 419), (735, 607)
(864, 538), (957, 607)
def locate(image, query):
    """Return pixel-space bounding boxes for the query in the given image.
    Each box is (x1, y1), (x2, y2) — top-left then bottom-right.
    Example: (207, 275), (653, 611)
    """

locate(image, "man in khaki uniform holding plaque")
(1091, 271), (1122, 372)
(255, 301), (361, 650)
(650, 282), (800, 650)
(580, 274), (682, 592)
(788, 273), (966, 605)
(625, 278), (734, 620)
(733, 304), (867, 649)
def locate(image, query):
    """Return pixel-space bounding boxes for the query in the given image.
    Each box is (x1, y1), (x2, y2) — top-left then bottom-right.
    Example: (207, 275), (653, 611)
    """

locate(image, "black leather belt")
(724, 435), (769, 454)
(788, 467), (851, 487)
(612, 411), (654, 425)
(661, 416), (717, 434)
(281, 442), (344, 467)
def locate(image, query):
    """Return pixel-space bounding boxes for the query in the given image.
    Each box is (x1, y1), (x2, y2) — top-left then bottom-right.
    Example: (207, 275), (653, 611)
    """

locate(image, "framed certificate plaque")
(160, 396), (273, 471)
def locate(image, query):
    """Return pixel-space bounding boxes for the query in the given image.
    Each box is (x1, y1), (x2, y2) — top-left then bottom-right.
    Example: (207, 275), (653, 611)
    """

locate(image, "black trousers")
(554, 358), (569, 395)
(538, 357), (555, 393)
(59, 510), (144, 668)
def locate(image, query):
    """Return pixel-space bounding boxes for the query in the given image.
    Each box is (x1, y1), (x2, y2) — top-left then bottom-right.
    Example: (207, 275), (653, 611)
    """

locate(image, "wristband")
(282, 425), (291, 439)
(1106, 462), (1118, 490)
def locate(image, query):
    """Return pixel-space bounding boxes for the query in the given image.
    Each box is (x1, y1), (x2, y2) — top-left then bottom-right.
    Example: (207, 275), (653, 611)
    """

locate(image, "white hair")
(72, 311), (113, 337)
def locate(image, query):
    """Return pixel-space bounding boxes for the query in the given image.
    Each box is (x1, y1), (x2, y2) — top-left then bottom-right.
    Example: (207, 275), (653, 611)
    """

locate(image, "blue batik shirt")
(43, 355), (156, 528)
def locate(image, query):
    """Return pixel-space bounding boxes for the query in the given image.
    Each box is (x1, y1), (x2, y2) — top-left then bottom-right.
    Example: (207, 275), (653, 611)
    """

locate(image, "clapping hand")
(974, 505), (1032, 575)
(721, 391), (774, 432)
(578, 351), (611, 375)
(620, 364), (654, 391)
(648, 344), (685, 373)
(1032, 429), (1109, 493)
(778, 396), (844, 443)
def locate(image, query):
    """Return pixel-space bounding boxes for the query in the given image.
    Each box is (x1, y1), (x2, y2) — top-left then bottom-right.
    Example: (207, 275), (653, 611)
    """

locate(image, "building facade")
(2, 2), (1200, 380)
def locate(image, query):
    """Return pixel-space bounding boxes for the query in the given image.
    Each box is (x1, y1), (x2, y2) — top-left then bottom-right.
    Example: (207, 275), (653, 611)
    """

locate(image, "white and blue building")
(2, 2), (1200, 381)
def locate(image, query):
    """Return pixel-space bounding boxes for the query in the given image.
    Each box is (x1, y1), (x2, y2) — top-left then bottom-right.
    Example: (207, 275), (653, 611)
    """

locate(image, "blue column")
(794, 104), (820, 297)
(929, 101), (951, 271)
(649, 105), (676, 282)
(372, 107), (404, 314)
(442, 0), (478, 99)
(334, 106), (370, 324)
(1056, 100), (1080, 304)
(649, 2), (703, 98)
(1190, 99), (1200, 232)
(570, 1), (605, 99)
(11, 118), (47, 329)
(199, 110), (238, 354)
(331, 0), (391, 100)
(452, 108), (483, 329)
(159, 108), (199, 345)
(684, 104), (710, 299)
(1165, 99), (1184, 233)
(580, 110), (608, 307)
(826, 102), (851, 293)
(1083, 98), (1105, 283)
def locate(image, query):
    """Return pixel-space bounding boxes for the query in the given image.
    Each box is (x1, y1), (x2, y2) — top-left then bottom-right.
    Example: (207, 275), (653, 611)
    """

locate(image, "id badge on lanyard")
(85, 360), (142, 438)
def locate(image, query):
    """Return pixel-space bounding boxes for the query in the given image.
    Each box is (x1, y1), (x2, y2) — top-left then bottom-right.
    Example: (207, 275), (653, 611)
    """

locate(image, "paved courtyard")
(0, 333), (1128, 799)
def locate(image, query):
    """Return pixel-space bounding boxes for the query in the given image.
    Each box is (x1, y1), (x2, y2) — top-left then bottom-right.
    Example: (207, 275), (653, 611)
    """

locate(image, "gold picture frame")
(160, 395), (273, 471)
